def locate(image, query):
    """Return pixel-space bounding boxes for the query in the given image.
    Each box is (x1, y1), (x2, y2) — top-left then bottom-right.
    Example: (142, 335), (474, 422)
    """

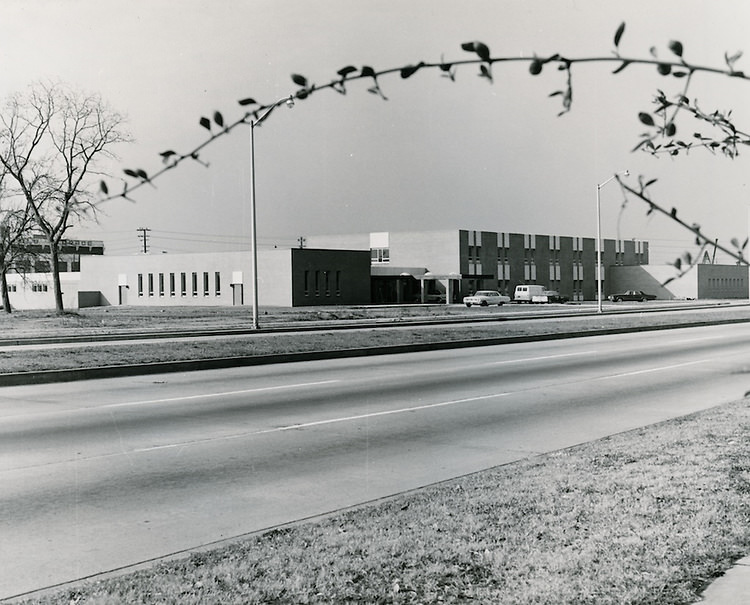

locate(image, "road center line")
(130, 391), (512, 454)
(592, 358), (710, 381)
(485, 350), (598, 366)
(99, 380), (340, 410)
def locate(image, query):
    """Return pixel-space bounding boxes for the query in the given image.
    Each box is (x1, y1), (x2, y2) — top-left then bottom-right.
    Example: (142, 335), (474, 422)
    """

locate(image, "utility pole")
(137, 227), (151, 254)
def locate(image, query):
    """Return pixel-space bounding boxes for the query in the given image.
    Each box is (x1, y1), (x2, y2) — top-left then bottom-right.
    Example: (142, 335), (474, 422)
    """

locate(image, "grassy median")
(7, 303), (750, 604)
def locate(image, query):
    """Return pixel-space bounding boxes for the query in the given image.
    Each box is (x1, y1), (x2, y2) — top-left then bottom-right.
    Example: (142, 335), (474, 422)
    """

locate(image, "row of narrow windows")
(138, 272), (221, 297)
(707, 277), (745, 289)
(304, 269), (342, 297)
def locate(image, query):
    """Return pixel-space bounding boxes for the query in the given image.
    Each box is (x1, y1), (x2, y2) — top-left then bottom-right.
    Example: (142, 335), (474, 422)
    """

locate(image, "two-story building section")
(306, 229), (649, 304)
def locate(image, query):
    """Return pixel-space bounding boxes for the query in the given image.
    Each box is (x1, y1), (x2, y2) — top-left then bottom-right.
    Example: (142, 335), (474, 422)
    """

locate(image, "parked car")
(532, 290), (569, 303)
(608, 290), (656, 302)
(463, 290), (511, 307)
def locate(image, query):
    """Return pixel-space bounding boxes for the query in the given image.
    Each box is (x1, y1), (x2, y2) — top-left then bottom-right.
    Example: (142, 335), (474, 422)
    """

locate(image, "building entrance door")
(232, 284), (243, 306)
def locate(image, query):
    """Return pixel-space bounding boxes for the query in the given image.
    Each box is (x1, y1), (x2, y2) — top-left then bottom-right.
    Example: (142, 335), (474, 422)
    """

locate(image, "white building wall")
(6, 273), (81, 310)
(608, 264), (695, 299)
(79, 250), (294, 308)
(388, 230), (460, 274)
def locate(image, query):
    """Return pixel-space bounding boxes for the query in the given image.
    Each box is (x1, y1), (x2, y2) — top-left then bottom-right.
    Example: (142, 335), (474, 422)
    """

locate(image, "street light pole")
(248, 96), (294, 330)
(596, 170), (628, 313)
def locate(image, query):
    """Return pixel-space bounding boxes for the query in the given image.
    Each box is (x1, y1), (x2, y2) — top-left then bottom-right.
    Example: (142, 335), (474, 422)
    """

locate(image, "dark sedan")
(608, 290), (656, 302)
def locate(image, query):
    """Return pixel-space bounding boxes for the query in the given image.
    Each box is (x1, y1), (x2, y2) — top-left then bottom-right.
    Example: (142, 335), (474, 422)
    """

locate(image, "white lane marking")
(99, 380), (340, 410)
(484, 351), (598, 366)
(1, 381), (341, 420)
(592, 359), (710, 381)
(130, 392), (512, 454)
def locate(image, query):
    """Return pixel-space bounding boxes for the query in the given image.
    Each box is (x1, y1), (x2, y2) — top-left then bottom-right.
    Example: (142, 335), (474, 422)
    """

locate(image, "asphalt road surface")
(3, 322), (750, 599)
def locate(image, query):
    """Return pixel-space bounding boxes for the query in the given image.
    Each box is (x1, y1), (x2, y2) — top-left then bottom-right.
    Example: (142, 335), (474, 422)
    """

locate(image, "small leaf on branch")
(668, 40), (684, 57)
(238, 98), (257, 106)
(361, 65), (376, 78)
(665, 123), (677, 137)
(136, 169), (149, 180)
(731, 237), (740, 249)
(160, 150), (177, 163)
(657, 63), (671, 76)
(461, 41), (491, 61)
(123, 169), (138, 178)
(614, 22), (626, 48)
(479, 64), (493, 82)
(670, 207), (678, 218)
(673, 258), (682, 270)
(291, 73), (308, 87)
(99, 180), (108, 195)
(474, 42), (491, 62)
(400, 63), (424, 79)
(199, 116), (211, 130)
(612, 60), (631, 74)
(529, 59), (543, 75)
(638, 112), (655, 126)
(337, 66), (357, 78)
(213, 111), (224, 127)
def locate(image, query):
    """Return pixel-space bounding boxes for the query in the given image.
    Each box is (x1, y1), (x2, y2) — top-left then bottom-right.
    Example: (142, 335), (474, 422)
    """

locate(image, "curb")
(3, 317), (750, 387)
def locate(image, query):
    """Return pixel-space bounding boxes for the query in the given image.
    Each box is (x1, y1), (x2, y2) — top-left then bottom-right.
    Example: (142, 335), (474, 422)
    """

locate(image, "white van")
(514, 284), (546, 303)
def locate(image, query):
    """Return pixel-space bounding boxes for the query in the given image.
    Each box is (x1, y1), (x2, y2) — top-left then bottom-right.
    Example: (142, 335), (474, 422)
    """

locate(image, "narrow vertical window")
(180, 272), (187, 296)
(215, 272), (221, 296)
(203, 272), (209, 296)
(191, 272), (198, 296)
(169, 273), (176, 296)
(158, 273), (165, 296)
(336, 271), (341, 296)
(137, 274), (144, 297)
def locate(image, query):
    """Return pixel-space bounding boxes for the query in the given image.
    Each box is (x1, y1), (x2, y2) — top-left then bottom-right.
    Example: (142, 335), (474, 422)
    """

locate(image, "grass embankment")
(2, 302), (750, 374)
(6, 303), (750, 604)
(20, 400), (750, 605)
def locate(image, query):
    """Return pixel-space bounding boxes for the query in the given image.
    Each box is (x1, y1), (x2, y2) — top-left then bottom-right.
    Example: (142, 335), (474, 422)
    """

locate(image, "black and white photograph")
(2, 1), (750, 603)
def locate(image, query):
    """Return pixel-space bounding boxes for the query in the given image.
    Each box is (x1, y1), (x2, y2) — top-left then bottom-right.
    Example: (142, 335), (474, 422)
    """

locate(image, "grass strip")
(21, 398), (750, 605)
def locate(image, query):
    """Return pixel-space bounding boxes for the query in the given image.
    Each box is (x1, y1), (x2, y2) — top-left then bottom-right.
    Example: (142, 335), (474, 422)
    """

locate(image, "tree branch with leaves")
(104, 23), (750, 281)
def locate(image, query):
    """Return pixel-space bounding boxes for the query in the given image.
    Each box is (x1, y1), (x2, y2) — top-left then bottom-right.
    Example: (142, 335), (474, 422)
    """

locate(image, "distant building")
(5, 227), (746, 311)
(306, 229), (649, 303)
(609, 263), (749, 300)
(13, 236), (104, 273)
(76, 248), (371, 308)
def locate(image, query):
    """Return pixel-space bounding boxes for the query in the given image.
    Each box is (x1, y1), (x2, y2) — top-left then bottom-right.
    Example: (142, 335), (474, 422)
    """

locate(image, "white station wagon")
(463, 290), (511, 307)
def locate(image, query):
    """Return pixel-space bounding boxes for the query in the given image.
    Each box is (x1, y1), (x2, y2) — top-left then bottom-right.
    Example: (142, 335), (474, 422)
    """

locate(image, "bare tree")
(0, 81), (130, 312)
(0, 165), (33, 313)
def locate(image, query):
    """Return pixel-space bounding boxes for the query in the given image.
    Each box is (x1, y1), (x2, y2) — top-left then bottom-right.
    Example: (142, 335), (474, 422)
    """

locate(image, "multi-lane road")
(3, 321), (750, 599)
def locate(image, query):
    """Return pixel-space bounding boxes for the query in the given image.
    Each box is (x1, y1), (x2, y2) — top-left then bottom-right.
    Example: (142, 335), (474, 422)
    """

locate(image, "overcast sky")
(2, 0), (750, 263)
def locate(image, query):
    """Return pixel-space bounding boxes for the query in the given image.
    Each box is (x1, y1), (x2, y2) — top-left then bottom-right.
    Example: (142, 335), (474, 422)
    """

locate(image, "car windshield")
(476, 291), (496, 296)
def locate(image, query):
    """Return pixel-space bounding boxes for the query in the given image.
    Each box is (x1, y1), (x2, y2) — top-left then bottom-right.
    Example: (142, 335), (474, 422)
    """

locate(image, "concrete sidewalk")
(695, 556), (750, 603)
